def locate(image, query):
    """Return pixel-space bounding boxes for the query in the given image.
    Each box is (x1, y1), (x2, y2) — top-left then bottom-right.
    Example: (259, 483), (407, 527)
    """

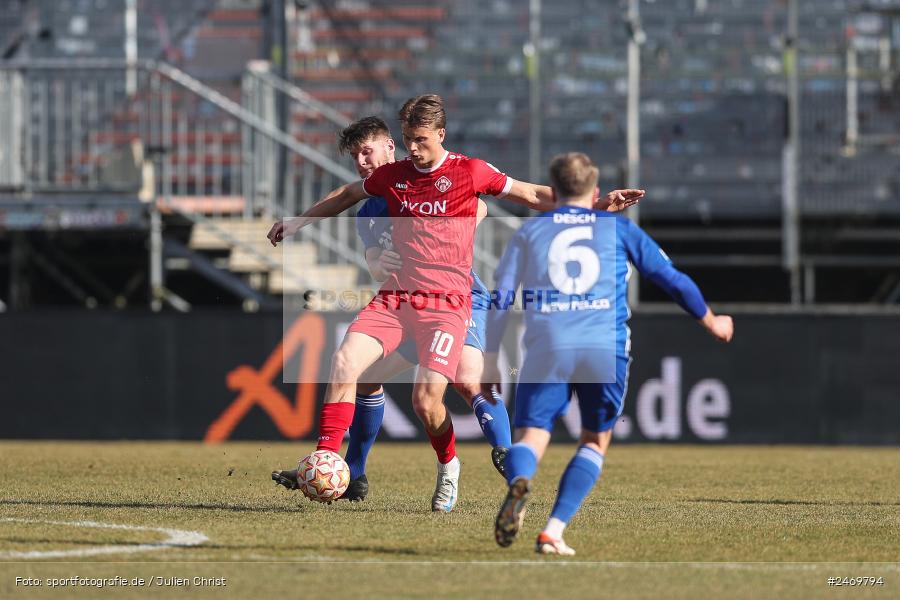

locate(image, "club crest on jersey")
(435, 176), (452, 193)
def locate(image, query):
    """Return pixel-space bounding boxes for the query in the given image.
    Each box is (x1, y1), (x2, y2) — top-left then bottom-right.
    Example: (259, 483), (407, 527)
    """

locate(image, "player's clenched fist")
(376, 249), (402, 274)
(267, 219), (300, 246)
(701, 311), (734, 343)
(367, 248), (403, 282)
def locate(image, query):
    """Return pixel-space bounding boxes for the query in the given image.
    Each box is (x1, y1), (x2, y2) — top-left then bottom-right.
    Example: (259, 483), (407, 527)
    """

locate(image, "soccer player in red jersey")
(269, 95), (643, 511)
(271, 116), (511, 505)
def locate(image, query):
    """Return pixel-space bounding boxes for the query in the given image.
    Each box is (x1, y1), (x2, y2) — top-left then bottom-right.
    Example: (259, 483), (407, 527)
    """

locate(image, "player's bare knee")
(579, 429), (612, 455)
(411, 402), (432, 425)
(411, 389), (443, 422)
(411, 392), (436, 417)
(454, 349), (483, 398)
(330, 348), (361, 382)
(518, 427), (552, 460)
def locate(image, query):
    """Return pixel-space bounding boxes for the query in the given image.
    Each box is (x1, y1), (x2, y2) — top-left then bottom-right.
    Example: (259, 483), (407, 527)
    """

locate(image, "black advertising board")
(1, 311), (898, 444)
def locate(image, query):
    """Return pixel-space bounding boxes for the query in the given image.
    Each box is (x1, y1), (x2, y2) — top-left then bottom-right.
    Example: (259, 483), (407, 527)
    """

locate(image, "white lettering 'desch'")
(554, 212), (597, 224)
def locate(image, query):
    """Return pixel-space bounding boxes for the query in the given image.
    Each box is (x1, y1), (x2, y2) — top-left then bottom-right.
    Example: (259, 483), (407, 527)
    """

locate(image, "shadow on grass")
(689, 498), (900, 507)
(202, 542), (418, 555)
(0, 498), (304, 514)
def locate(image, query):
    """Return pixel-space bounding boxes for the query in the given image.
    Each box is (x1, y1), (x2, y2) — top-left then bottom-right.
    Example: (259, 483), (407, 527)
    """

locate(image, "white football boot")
(431, 456), (460, 512)
(535, 532), (576, 556)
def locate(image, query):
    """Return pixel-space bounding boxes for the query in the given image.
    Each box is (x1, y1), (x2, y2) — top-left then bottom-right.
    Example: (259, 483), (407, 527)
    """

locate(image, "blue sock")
(504, 442), (538, 484)
(549, 445), (605, 523)
(344, 391), (385, 480)
(471, 393), (512, 449)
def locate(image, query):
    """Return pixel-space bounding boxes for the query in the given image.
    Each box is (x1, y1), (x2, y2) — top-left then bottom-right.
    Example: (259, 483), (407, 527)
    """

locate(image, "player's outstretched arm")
(267, 180), (369, 246)
(647, 265), (734, 343)
(501, 180), (557, 211)
(501, 180), (644, 213)
(623, 219), (732, 342)
(699, 309), (734, 342)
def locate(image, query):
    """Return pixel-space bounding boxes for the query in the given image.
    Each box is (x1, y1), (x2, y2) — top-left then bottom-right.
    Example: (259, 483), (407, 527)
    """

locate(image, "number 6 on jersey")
(548, 226), (601, 295)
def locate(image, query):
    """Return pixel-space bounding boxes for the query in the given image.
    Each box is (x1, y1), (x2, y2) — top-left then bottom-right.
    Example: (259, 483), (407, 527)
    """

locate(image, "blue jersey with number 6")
(488, 205), (708, 358)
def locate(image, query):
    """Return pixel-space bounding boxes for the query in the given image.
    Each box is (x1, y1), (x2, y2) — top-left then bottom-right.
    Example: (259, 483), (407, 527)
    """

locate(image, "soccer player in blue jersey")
(273, 116), (514, 505)
(486, 152), (733, 555)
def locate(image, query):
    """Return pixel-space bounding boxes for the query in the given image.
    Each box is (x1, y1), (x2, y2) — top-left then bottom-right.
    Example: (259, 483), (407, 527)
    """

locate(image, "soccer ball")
(296, 450), (350, 502)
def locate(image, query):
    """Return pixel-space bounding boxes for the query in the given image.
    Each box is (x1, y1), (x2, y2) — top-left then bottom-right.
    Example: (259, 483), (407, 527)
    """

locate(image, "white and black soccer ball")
(296, 450), (350, 502)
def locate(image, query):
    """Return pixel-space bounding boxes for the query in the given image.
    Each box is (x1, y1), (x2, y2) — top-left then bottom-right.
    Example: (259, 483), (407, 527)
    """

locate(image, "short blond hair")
(398, 94), (446, 129)
(548, 152), (599, 198)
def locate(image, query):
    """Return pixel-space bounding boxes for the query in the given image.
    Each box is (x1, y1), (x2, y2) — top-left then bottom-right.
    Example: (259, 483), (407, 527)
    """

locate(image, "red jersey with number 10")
(362, 151), (512, 295)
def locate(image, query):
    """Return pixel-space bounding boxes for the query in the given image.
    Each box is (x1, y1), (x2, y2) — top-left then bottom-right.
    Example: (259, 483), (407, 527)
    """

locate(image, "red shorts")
(346, 291), (470, 381)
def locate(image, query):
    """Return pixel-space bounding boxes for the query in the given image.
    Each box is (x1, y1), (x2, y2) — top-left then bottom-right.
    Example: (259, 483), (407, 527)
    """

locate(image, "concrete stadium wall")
(1, 311), (898, 444)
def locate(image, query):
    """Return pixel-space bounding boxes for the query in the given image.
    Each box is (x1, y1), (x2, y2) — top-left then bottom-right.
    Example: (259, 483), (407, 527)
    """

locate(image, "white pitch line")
(0, 518), (208, 559)
(228, 558), (900, 571)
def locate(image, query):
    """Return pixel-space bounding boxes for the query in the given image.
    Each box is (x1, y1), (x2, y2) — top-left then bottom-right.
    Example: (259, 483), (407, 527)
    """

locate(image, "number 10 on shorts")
(429, 330), (455, 357)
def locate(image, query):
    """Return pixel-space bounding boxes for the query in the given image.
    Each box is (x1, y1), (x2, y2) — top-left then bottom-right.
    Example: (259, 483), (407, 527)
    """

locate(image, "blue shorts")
(396, 340), (417, 364)
(514, 350), (631, 433)
(394, 301), (486, 363)
(464, 299), (487, 352)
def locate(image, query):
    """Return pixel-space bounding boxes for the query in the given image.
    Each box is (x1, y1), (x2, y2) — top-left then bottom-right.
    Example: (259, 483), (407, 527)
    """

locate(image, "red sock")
(316, 402), (355, 453)
(428, 421), (457, 464)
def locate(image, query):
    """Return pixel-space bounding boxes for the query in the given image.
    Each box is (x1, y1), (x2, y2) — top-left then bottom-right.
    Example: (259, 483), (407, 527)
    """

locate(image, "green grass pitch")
(0, 441), (897, 599)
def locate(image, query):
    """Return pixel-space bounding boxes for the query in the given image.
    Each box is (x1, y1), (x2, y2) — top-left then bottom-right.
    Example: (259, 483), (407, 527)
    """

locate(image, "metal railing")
(0, 58), (368, 298)
(0, 69), (24, 188)
(0, 58), (356, 203)
(242, 61), (526, 280)
(1, 58), (524, 291)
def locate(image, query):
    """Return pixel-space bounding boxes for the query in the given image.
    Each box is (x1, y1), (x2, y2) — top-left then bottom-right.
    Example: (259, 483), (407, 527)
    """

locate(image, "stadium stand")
(0, 0), (365, 310)
(1, 0), (899, 308)
(288, 0), (900, 303)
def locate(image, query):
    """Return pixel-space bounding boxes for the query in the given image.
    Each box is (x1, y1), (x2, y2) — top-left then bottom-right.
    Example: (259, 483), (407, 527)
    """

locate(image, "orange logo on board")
(204, 313), (325, 443)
